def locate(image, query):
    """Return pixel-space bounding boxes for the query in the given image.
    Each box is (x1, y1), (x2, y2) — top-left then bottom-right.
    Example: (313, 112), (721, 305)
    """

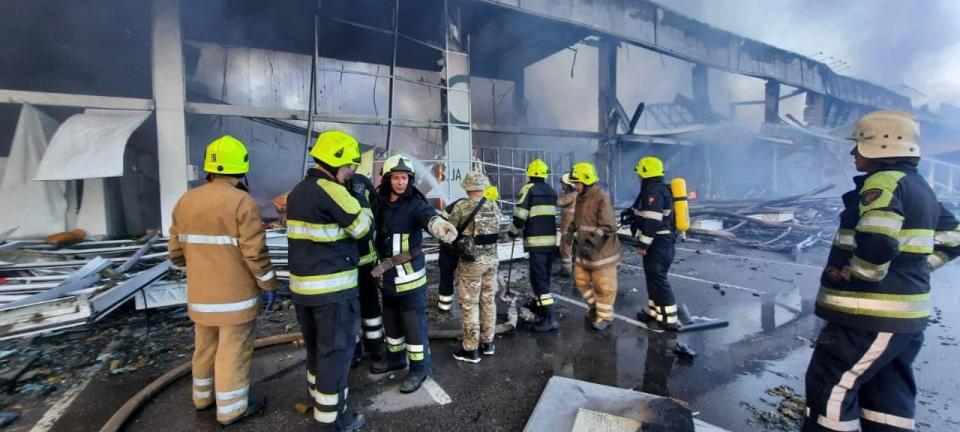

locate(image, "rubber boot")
(590, 319), (612, 332)
(363, 339), (386, 362)
(532, 305), (560, 332)
(400, 370), (428, 393)
(370, 357), (407, 374)
(219, 396), (266, 426)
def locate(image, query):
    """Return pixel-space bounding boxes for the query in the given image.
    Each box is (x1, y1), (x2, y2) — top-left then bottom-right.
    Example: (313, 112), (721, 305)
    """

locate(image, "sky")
(664, 0), (960, 109)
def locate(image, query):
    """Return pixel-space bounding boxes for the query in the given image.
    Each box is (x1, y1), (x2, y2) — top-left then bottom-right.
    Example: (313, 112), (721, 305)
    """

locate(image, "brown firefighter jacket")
(168, 176), (277, 326)
(570, 185), (621, 269)
(558, 189), (577, 233)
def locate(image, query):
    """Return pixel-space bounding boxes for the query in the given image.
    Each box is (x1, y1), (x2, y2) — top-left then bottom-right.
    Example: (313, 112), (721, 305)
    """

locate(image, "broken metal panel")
(34, 109), (152, 181)
(479, 0), (910, 110)
(1, 257), (110, 309)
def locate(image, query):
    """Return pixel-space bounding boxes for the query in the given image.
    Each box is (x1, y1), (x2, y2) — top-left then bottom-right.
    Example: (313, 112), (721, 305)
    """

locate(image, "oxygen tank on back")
(670, 178), (690, 237)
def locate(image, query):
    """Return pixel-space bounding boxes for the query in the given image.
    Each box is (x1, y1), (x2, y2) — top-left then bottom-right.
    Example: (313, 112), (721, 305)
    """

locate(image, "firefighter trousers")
(529, 251), (555, 317)
(358, 263), (384, 351)
(573, 264), (618, 322)
(382, 289), (431, 373)
(192, 321), (256, 423)
(296, 299), (361, 428)
(437, 247), (459, 310)
(643, 234), (678, 325)
(803, 322), (923, 432)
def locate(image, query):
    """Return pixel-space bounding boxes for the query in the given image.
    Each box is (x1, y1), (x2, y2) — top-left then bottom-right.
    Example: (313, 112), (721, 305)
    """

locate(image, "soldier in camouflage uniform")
(448, 171), (501, 363)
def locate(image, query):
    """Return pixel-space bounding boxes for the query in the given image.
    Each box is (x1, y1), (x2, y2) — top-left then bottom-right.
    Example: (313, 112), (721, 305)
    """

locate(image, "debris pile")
(741, 385), (807, 431)
(0, 234), (173, 339)
(686, 184), (841, 254)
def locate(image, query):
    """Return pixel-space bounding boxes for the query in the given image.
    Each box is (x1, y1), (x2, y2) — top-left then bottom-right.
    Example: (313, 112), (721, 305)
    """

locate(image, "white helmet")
(850, 110), (920, 159)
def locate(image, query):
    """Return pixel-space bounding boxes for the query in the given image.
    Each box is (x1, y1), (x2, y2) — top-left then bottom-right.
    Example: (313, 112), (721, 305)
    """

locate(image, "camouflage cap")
(461, 171), (490, 191)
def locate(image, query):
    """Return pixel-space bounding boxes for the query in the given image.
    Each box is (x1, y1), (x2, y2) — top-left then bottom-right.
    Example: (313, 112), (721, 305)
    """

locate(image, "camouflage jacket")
(449, 197), (501, 262)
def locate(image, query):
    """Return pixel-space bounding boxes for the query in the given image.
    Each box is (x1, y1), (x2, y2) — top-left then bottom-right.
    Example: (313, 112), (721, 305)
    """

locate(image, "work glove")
(428, 217), (458, 243)
(348, 176), (366, 198)
(262, 291), (277, 313)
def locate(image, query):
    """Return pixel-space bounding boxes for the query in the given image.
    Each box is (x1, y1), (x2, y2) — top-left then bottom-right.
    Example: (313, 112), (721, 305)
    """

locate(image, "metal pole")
(385, 0), (400, 153)
(302, 0), (320, 174)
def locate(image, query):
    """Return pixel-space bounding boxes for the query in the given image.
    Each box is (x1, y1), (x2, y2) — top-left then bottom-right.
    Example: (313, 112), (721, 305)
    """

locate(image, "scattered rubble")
(741, 385), (807, 431)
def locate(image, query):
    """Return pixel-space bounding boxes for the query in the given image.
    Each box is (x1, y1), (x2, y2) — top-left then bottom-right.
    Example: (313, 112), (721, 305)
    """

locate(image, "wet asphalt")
(21, 242), (960, 431)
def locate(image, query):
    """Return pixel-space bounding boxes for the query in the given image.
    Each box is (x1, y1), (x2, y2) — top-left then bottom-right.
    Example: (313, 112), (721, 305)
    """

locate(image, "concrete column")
(802, 92), (826, 127)
(764, 80), (780, 124)
(691, 64), (710, 120)
(596, 38), (617, 189)
(151, 0), (189, 235)
(513, 67), (527, 128)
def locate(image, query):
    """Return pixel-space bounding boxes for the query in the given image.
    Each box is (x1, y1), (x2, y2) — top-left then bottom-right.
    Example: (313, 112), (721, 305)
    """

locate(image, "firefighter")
(347, 172), (385, 364)
(630, 156), (681, 331)
(449, 171), (501, 362)
(168, 135), (277, 426)
(802, 110), (960, 432)
(436, 197), (465, 312)
(564, 162), (622, 332)
(509, 159), (560, 332)
(287, 130), (370, 431)
(370, 154), (458, 393)
(557, 173), (578, 276)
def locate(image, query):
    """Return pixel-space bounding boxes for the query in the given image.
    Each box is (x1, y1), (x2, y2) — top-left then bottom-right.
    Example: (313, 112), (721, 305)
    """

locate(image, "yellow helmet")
(310, 130), (361, 168)
(569, 162), (598, 186)
(526, 159), (549, 179)
(851, 110), (920, 159)
(204, 135), (249, 174)
(381, 154), (415, 177)
(636, 156), (664, 179)
(483, 185), (500, 201)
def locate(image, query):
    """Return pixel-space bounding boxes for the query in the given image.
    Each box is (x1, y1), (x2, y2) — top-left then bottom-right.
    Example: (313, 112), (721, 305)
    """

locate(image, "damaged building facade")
(0, 0), (958, 236)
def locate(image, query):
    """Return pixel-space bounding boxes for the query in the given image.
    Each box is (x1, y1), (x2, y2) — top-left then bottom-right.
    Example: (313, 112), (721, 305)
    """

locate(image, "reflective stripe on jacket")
(168, 177), (277, 326)
(509, 179), (558, 252)
(571, 185), (621, 269)
(287, 168), (371, 306)
(816, 163), (958, 333)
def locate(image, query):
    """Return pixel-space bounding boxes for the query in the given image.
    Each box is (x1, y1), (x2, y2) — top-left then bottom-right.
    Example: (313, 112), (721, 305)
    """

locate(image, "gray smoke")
(666, 0), (960, 109)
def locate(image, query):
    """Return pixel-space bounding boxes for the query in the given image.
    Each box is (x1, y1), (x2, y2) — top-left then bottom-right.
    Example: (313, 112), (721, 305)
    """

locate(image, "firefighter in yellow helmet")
(509, 159), (560, 332)
(370, 154), (457, 393)
(557, 173), (578, 276)
(564, 162), (622, 331)
(629, 156), (681, 331)
(168, 135), (277, 425)
(287, 130), (370, 430)
(802, 111), (960, 431)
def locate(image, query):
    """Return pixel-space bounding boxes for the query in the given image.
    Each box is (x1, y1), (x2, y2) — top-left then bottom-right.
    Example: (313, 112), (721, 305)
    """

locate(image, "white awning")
(34, 109), (151, 180)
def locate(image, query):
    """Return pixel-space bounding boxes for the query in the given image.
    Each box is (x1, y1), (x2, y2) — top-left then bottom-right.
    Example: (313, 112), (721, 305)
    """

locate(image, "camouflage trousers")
(456, 257), (498, 351)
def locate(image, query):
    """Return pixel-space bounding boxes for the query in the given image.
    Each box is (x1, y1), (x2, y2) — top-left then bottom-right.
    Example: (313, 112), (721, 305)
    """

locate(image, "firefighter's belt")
(371, 246), (423, 278)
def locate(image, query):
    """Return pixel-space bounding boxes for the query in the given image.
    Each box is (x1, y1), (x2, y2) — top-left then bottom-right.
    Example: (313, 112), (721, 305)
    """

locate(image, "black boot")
(480, 342), (496, 356)
(453, 348), (481, 363)
(370, 357), (407, 374)
(590, 319), (612, 332)
(338, 412), (366, 432)
(533, 305), (560, 332)
(351, 342), (363, 369)
(219, 397), (266, 426)
(364, 340), (386, 362)
(400, 370), (428, 393)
